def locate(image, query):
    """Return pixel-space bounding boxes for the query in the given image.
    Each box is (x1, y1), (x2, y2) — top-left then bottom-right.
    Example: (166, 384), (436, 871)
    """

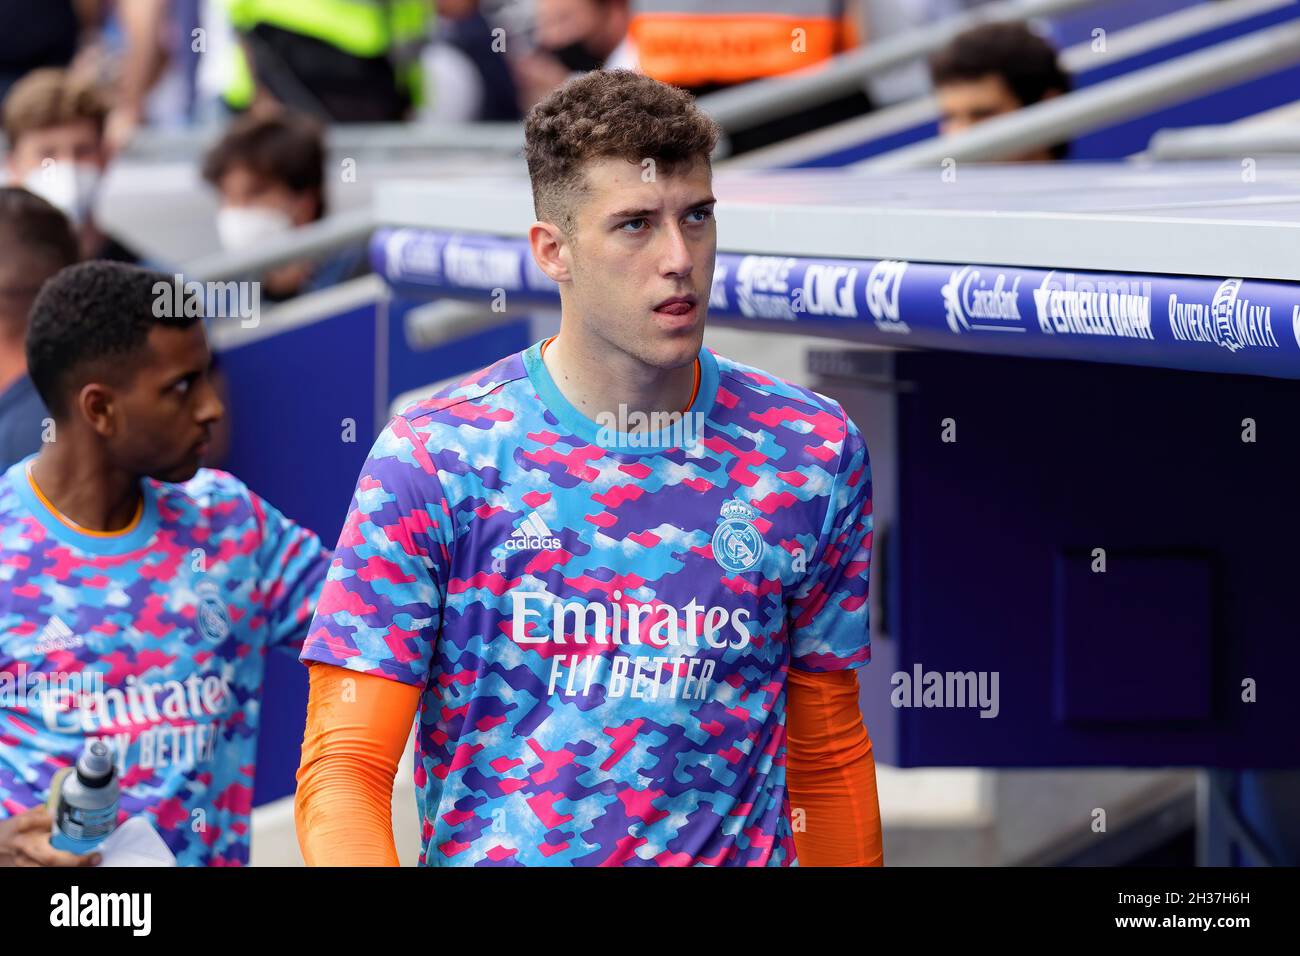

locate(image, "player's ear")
(528, 220), (571, 283)
(77, 382), (118, 438)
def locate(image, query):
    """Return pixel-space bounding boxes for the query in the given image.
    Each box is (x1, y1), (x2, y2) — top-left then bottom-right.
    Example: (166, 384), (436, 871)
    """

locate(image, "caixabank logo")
(941, 265), (1023, 334)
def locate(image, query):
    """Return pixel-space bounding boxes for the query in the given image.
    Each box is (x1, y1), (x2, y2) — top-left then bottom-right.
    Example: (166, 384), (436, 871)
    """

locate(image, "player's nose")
(659, 223), (693, 278)
(196, 380), (225, 425)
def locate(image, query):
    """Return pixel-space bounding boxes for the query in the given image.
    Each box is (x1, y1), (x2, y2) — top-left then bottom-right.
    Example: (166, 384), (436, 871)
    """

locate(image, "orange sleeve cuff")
(785, 666), (883, 866)
(294, 663), (421, 866)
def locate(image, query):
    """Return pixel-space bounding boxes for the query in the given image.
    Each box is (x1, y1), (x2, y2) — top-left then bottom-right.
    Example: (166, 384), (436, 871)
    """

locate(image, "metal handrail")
(723, 0), (1296, 169)
(859, 18), (1300, 169)
(1148, 120), (1300, 159)
(697, 0), (1102, 134)
(119, 121), (524, 162)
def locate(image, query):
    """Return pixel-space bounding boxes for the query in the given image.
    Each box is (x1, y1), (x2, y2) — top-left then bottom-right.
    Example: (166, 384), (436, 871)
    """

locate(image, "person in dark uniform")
(0, 187), (79, 470)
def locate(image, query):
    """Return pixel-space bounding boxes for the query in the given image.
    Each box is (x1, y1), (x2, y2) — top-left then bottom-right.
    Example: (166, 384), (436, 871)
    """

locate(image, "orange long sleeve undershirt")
(295, 661), (883, 866)
(294, 663), (420, 866)
(785, 665), (884, 866)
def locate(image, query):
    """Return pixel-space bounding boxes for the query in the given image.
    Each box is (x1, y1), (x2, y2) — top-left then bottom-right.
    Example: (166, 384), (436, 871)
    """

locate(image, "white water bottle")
(51, 740), (119, 855)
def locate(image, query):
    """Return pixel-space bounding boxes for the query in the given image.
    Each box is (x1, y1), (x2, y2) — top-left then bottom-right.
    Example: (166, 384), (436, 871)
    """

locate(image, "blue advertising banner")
(372, 227), (1300, 380)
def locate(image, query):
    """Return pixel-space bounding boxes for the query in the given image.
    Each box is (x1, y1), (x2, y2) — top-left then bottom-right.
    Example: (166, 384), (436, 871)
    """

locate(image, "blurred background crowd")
(0, 0), (1073, 470)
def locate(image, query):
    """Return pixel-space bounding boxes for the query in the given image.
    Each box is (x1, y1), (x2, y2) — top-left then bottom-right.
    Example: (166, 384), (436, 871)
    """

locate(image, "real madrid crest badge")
(712, 499), (765, 573)
(195, 580), (231, 643)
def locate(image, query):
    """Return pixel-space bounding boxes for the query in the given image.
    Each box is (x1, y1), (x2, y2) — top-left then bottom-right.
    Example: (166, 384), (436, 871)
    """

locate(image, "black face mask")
(544, 39), (605, 73)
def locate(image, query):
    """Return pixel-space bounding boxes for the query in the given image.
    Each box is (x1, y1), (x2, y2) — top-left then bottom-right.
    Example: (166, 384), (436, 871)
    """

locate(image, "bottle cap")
(75, 740), (115, 788)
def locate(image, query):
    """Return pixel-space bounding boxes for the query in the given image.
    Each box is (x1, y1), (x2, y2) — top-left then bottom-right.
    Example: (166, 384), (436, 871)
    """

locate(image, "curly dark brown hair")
(524, 69), (720, 233)
(27, 262), (200, 418)
(929, 22), (1070, 108)
(202, 109), (327, 219)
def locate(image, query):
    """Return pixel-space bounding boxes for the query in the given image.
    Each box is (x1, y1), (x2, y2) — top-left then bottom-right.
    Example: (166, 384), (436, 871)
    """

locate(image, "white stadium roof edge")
(374, 162), (1300, 283)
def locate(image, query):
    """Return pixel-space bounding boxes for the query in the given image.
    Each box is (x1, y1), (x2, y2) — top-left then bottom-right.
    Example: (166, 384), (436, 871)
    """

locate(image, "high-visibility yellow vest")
(630, 0), (851, 88)
(221, 0), (429, 108)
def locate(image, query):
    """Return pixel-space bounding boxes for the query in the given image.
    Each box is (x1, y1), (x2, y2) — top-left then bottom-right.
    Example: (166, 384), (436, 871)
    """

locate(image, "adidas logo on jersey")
(504, 511), (562, 552)
(33, 616), (84, 654)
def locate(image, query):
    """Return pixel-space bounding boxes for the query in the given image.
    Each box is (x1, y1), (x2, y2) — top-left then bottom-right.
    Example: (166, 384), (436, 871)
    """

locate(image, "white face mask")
(215, 205), (294, 251)
(22, 161), (101, 225)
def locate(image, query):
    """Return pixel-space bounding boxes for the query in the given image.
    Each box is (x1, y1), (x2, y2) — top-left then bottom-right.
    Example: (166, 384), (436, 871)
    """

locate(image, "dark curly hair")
(524, 69), (720, 233)
(27, 261), (200, 418)
(202, 109), (327, 220)
(929, 22), (1070, 108)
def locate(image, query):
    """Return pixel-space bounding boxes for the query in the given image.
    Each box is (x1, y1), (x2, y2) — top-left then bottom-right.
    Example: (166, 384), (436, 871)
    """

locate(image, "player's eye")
(173, 377), (193, 395)
(686, 208), (714, 225)
(619, 218), (649, 233)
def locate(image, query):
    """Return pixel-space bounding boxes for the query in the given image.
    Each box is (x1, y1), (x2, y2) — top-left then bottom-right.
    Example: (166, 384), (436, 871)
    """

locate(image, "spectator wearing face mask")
(513, 0), (635, 112)
(201, 110), (369, 303)
(2, 68), (141, 264)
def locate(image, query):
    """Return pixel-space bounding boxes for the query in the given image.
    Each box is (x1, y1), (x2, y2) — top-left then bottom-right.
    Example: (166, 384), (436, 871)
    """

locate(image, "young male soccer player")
(296, 70), (883, 866)
(0, 262), (330, 866)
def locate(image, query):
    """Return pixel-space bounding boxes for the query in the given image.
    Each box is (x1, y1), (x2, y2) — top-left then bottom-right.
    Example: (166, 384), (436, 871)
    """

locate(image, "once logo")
(712, 499), (765, 573)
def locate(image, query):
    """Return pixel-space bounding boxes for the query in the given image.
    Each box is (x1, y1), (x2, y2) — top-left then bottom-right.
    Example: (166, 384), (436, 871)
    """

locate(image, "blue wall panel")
(218, 304), (378, 806)
(885, 349), (1300, 767)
